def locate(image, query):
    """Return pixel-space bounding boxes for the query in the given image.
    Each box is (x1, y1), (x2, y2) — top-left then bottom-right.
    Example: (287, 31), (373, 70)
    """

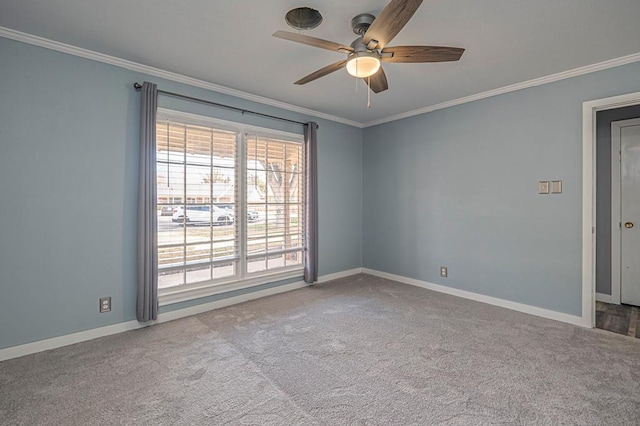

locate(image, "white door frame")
(611, 118), (640, 306)
(583, 91), (640, 327)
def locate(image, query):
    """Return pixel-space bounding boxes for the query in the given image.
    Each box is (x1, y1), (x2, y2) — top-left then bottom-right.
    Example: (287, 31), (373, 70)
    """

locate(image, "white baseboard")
(0, 268), (361, 362)
(317, 267), (363, 283)
(0, 319), (149, 363)
(3, 267), (589, 362)
(595, 292), (613, 304)
(363, 268), (589, 328)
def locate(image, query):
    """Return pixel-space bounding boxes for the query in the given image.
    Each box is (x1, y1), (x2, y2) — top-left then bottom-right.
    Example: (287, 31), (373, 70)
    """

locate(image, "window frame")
(156, 108), (305, 306)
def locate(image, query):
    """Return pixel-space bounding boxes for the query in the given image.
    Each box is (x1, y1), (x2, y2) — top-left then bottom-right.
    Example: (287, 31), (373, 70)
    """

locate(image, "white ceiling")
(1, 0), (640, 126)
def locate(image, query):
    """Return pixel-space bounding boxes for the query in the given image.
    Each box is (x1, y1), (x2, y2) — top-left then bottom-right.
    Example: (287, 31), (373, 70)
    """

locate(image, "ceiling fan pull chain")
(367, 76), (371, 108)
(355, 60), (359, 94)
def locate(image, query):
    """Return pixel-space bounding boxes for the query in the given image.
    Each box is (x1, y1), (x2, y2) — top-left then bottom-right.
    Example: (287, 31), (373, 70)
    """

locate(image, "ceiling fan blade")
(295, 60), (348, 85)
(381, 45), (465, 63)
(273, 31), (353, 53)
(362, 0), (423, 50)
(366, 67), (389, 93)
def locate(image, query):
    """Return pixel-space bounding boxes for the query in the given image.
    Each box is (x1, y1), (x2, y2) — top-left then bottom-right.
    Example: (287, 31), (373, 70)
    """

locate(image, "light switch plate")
(550, 180), (562, 194)
(538, 181), (550, 194)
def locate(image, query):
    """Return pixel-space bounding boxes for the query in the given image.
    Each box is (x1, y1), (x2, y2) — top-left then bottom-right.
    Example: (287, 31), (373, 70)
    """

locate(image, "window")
(155, 110), (305, 303)
(246, 134), (304, 273)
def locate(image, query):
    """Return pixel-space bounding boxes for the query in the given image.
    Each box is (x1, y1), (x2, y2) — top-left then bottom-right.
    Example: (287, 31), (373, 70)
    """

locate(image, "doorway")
(611, 118), (640, 307)
(583, 92), (640, 330)
(596, 116), (640, 339)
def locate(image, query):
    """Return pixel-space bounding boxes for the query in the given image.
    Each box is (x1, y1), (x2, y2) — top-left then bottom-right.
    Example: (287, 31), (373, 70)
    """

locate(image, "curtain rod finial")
(133, 82), (142, 91)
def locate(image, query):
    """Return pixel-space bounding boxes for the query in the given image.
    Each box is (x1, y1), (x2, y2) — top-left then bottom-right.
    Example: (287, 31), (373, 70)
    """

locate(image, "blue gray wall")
(0, 37), (362, 349)
(363, 61), (640, 316)
(3, 33), (640, 350)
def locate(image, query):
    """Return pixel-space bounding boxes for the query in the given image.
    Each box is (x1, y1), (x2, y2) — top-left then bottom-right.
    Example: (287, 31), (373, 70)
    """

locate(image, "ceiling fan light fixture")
(346, 52), (381, 78)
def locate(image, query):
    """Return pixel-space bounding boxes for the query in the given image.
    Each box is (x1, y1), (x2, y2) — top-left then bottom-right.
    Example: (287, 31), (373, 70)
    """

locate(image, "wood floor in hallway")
(596, 301), (640, 338)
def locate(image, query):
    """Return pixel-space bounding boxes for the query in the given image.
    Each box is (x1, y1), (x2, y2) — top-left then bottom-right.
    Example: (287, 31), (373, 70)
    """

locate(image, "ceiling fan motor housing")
(350, 36), (371, 53)
(351, 13), (375, 35)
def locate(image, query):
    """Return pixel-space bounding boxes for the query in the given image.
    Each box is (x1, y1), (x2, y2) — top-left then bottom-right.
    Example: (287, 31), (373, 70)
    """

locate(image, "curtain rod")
(133, 82), (317, 129)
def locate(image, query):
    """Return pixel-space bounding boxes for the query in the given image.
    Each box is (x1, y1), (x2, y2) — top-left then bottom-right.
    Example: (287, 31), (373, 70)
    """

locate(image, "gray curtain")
(137, 82), (159, 322)
(304, 122), (318, 283)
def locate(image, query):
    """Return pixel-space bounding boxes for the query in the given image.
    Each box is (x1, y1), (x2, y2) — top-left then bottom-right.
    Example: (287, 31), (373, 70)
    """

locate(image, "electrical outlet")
(99, 297), (111, 313)
(440, 266), (448, 278)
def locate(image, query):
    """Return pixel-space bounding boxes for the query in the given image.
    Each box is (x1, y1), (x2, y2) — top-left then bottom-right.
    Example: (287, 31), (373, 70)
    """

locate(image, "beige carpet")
(1, 274), (640, 425)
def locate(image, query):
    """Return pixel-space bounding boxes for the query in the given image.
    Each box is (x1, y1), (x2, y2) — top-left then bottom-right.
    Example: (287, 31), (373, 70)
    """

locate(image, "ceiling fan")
(273, 0), (465, 93)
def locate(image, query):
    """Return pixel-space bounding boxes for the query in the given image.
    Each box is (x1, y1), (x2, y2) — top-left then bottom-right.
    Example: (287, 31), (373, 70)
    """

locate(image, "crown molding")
(364, 52), (640, 128)
(0, 26), (363, 129)
(2, 26), (639, 130)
